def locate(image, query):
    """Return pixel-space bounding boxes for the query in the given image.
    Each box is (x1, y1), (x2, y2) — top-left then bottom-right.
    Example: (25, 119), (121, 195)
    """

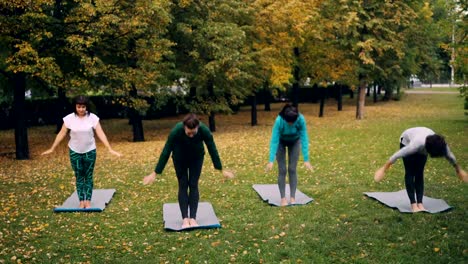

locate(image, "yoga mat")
(253, 184), (313, 206)
(364, 190), (452, 213)
(53, 189), (116, 212)
(163, 202), (221, 231)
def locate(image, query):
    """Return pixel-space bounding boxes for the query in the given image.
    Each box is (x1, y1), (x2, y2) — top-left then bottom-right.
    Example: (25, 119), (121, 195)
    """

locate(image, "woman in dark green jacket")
(143, 113), (234, 228)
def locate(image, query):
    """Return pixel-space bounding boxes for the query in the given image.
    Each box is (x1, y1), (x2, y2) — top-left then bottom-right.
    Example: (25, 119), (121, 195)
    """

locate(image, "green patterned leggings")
(69, 149), (96, 201)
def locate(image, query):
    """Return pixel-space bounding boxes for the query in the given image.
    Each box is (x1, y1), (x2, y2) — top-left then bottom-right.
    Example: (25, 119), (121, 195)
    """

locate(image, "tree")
(62, 0), (173, 141)
(168, 0), (256, 131)
(249, 0), (321, 122)
(1, 1), (64, 159)
(329, 0), (417, 119)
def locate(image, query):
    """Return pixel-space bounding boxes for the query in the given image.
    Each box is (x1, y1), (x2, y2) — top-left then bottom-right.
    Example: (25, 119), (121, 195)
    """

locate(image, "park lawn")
(409, 87), (461, 92)
(0, 93), (466, 263)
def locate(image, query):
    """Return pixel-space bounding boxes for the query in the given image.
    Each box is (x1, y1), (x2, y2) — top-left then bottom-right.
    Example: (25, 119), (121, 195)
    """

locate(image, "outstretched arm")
(454, 164), (468, 182)
(374, 161), (392, 182)
(94, 122), (121, 157)
(42, 124), (68, 155)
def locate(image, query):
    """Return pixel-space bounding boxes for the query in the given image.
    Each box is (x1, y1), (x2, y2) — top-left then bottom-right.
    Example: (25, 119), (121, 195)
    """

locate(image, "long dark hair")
(279, 104), (299, 123)
(73, 95), (91, 116)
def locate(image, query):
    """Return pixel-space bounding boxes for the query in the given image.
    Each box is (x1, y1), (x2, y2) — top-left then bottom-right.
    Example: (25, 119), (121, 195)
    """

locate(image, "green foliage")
(168, 0), (256, 115)
(0, 0), (173, 115)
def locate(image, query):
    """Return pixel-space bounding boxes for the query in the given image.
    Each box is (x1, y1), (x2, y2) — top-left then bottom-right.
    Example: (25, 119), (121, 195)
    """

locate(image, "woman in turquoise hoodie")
(266, 104), (312, 206)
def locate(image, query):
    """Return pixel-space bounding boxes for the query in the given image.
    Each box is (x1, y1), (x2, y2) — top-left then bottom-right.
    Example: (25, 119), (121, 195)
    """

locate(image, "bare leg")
(181, 218), (190, 229)
(189, 218), (199, 227)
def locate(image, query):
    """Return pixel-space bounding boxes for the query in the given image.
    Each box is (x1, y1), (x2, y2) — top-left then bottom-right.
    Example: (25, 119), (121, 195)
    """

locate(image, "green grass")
(408, 87), (461, 92)
(0, 93), (467, 263)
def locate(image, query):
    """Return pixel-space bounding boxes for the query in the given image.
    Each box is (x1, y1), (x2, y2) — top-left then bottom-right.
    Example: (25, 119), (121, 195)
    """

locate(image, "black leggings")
(173, 157), (204, 219)
(401, 143), (427, 204)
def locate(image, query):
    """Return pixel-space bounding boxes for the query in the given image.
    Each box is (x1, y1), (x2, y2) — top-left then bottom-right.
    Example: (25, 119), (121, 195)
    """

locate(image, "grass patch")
(409, 87), (460, 92)
(0, 93), (466, 263)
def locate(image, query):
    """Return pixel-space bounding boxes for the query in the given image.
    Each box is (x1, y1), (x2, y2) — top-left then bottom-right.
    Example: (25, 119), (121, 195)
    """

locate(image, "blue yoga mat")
(253, 184), (314, 206)
(163, 202), (221, 231)
(54, 189), (116, 212)
(364, 190), (452, 213)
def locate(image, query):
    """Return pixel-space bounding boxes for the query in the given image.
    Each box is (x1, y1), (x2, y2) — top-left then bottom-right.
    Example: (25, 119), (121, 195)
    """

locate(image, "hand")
(456, 168), (467, 182)
(222, 170), (235, 179)
(374, 166), (386, 182)
(41, 148), (54, 155)
(143, 172), (156, 185)
(304, 161), (313, 171)
(265, 162), (273, 171)
(109, 148), (122, 157)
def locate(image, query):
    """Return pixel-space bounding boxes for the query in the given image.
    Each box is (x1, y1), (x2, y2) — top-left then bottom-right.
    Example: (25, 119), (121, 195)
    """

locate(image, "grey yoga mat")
(163, 202), (221, 231)
(54, 189), (116, 212)
(364, 190), (452, 213)
(253, 184), (313, 206)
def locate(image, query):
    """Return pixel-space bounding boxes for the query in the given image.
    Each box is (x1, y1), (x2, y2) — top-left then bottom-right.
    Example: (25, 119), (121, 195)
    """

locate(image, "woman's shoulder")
(63, 113), (76, 121)
(88, 112), (99, 121)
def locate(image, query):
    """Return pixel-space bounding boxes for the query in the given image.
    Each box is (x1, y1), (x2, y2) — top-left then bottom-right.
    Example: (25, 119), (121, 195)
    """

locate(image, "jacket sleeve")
(268, 116), (281, 162)
(389, 143), (421, 164)
(298, 115), (310, 162)
(445, 145), (457, 166)
(154, 126), (177, 174)
(202, 125), (223, 170)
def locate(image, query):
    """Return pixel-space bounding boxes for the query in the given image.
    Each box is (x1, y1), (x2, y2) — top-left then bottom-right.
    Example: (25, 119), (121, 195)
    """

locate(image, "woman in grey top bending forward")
(375, 127), (467, 212)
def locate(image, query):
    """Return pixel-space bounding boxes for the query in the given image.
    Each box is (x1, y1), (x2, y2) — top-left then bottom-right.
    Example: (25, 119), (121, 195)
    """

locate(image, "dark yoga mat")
(54, 189), (116, 212)
(364, 190), (452, 213)
(163, 202), (221, 231)
(253, 184), (313, 206)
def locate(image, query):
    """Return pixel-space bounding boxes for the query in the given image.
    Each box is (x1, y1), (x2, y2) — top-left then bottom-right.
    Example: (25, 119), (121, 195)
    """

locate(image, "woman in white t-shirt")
(42, 95), (121, 209)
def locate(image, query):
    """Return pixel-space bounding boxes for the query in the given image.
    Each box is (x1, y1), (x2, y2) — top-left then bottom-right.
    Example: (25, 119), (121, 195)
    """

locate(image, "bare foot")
(189, 218), (199, 227)
(181, 218), (190, 229)
(79, 201), (85, 209)
(84, 200), (91, 208)
(280, 198), (288, 207)
(417, 203), (426, 211)
(411, 203), (422, 213)
(290, 197), (296, 204)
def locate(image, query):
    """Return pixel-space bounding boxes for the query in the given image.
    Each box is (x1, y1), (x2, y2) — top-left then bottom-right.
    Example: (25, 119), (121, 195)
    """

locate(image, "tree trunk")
(129, 86), (144, 142)
(129, 109), (144, 142)
(13, 73), (30, 160)
(319, 88), (325, 117)
(373, 83), (377, 103)
(251, 93), (257, 126)
(209, 112), (216, 132)
(356, 81), (367, 119)
(291, 47), (300, 107)
(337, 84), (343, 111)
(207, 80), (216, 132)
